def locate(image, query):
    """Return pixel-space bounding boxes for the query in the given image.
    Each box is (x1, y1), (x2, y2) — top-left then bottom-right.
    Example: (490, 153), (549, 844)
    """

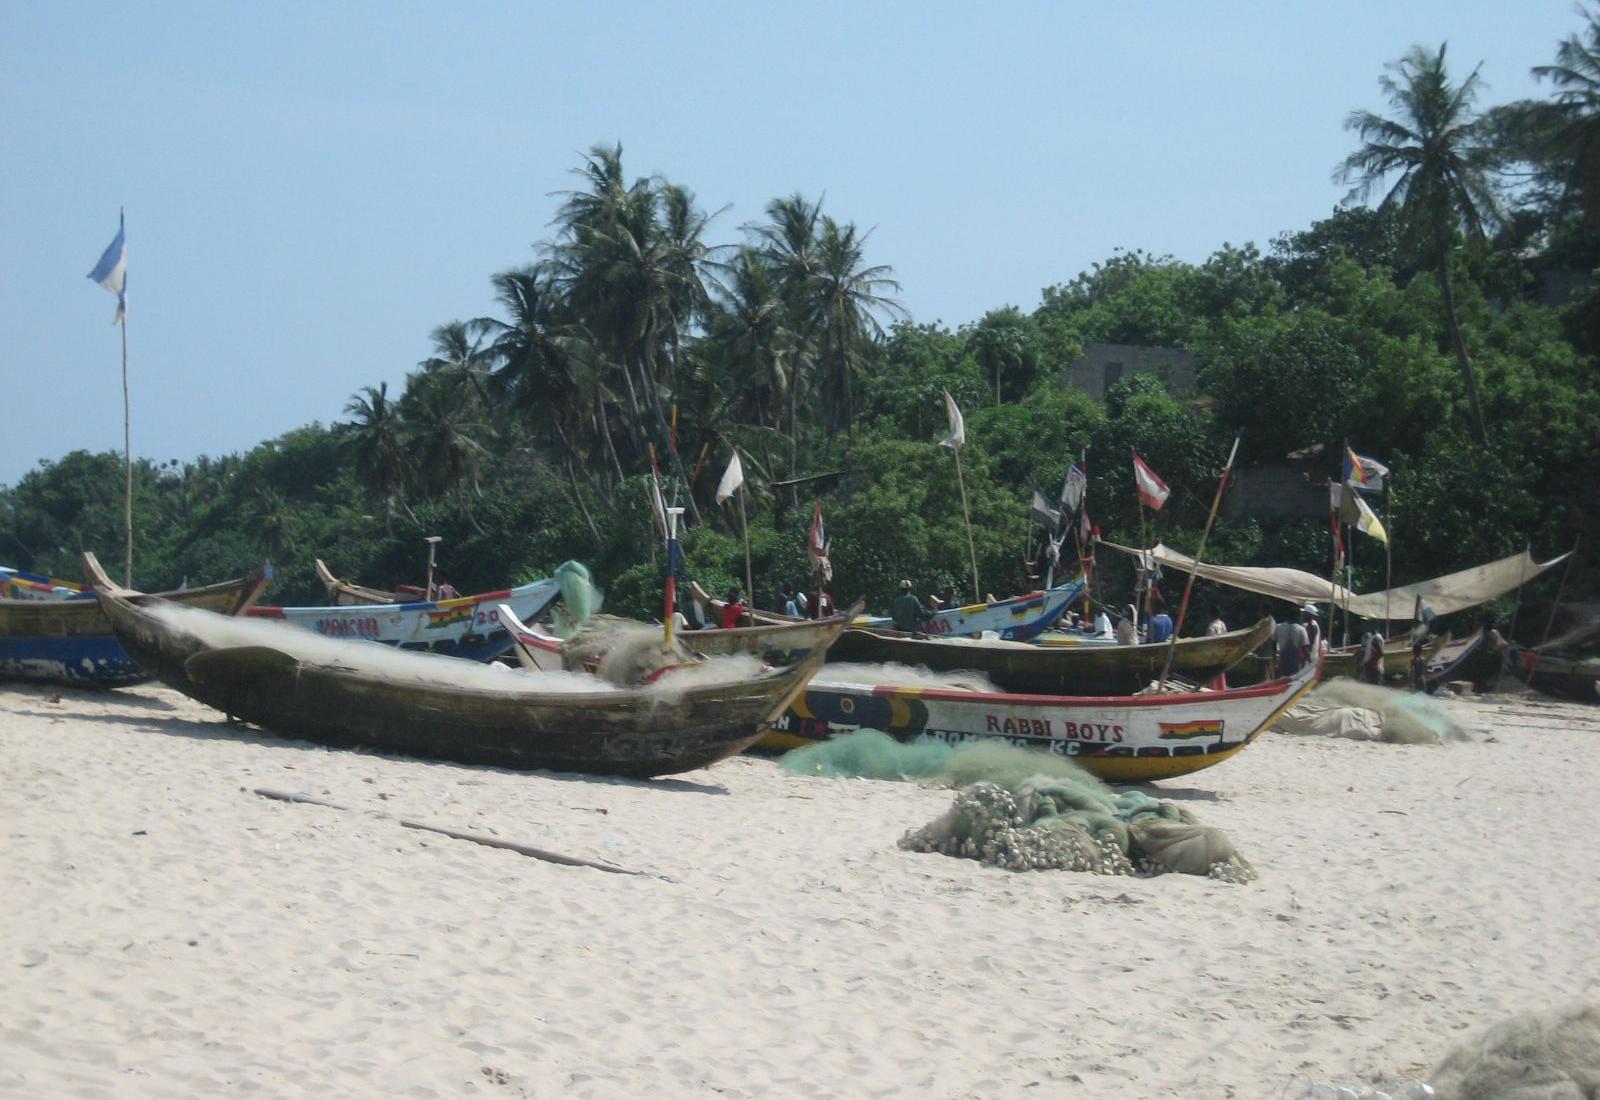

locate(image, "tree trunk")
(1438, 255), (1489, 446)
(564, 453), (604, 549)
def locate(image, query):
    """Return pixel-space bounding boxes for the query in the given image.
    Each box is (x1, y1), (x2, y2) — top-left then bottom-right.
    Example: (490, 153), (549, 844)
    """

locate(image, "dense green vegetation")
(5, 15), (1599, 636)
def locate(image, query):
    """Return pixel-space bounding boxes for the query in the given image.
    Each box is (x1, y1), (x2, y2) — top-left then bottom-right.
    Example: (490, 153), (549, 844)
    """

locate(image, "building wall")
(1062, 342), (1199, 402)
(1222, 463), (1328, 521)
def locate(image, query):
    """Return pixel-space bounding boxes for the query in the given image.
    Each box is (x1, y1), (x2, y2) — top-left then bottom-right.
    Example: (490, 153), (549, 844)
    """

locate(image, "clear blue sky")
(0, 1), (1579, 486)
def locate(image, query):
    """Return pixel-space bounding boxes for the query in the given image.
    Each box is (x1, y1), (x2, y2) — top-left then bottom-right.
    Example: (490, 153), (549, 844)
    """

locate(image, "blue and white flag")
(87, 212), (127, 323)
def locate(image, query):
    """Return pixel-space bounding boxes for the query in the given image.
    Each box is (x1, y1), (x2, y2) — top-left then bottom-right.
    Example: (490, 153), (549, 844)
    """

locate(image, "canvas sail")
(1104, 542), (1568, 619)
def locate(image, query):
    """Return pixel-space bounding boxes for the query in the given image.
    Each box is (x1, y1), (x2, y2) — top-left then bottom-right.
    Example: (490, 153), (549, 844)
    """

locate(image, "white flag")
(87, 212), (127, 324)
(715, 450), (745, 505)
(940, 390), (965, 450)
(1131, 451), (1170, 511)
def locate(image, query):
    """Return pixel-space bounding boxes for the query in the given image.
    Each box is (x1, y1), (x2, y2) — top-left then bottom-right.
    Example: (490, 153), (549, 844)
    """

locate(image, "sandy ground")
(2, 681), (1597, 1099)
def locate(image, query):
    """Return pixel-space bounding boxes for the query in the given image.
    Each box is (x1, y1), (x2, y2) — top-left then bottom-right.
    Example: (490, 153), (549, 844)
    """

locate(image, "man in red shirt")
(720, 587), (748, 629)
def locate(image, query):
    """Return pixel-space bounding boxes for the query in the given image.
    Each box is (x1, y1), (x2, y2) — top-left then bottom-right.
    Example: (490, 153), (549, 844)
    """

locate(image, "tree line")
(4, 13), (1598, 634)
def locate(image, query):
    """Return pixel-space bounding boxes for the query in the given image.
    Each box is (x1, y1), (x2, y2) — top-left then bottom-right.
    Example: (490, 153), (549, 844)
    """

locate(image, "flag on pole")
(1350, 491), (1388, 544)
(939, 390), (965, 450)
(1059, 463), (1086, 518)
(1029, 489), (1061, 529)
(807, 502), (832, 582)
(714, 450), (745, 505)
(1343, 445), (1388, 491)
(87, 212), (127, 324)
(1132, 451), (1170, 511)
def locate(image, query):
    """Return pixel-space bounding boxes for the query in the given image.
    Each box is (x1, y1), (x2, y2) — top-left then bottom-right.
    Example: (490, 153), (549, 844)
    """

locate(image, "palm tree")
(402, 371), (490, 523)
(1337, 43), (1500, 445)
(748, 194), (825, 487)
(548, 144), (706, 520)
(481, 266), (609, 545)
(810, 216), (905, 436)
(1533, 6), (1600, 227)
(705, 246), (795, 432)
(340, 382), (412, 525)
(419, 321), (496, 420)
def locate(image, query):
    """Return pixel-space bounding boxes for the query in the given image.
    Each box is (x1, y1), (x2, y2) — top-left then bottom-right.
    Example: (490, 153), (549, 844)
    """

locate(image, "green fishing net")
(550, 560), (605, 638)
(1299, 679), (1468, 745)
(783, 730), (1257, 883)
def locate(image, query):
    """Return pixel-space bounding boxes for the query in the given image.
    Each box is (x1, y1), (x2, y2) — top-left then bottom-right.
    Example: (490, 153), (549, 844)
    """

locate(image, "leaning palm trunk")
(1438, 254), (1489, 446)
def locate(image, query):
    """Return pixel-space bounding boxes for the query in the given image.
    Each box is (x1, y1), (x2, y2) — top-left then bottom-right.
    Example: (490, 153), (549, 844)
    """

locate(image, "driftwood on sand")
(252, 787), (663, 878)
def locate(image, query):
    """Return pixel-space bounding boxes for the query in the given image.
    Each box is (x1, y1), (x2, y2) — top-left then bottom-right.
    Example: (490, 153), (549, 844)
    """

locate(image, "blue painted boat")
(1, 562), (270, 687)
(243, 576), (564, 662)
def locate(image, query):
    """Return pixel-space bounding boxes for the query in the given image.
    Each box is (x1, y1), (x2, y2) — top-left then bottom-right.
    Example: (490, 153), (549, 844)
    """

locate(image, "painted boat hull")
(2, 565), (90, 601)
(98, 592), (836, 778)
(763, 660), (1320, 783)
(0, 570), (269, 687)
(1494, 631), (1600, 704)
(828, 620), (1271, 695)
(246, 578), (561, 661)
(696, 579), (1085, 642)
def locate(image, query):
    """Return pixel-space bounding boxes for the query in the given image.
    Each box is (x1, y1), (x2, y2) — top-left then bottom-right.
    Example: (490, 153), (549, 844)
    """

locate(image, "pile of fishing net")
(1272, 679), (1468, 745)
(1289, 1002), (1600, 1100)
(549, 560), (605, 638)
(782, 730), (1256, 883)
(558, 614), (690, 687)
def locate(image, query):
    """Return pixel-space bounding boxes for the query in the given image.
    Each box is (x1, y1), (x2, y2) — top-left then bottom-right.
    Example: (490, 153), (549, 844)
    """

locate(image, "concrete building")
(1062, 342), (1199, 403)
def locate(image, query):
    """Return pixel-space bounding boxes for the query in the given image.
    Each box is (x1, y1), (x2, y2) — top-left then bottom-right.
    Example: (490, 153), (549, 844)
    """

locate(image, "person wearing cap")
(1301, 602), (1324, 656)
(892, 580), (934, 633)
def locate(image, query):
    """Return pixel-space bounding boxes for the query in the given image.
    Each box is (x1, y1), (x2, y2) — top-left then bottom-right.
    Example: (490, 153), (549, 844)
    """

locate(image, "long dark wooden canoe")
(95, 588), (841, 777)
(315, 559), (406, 605)
(1491, 630), (1600, 705)
(0, 556), (269, 687)
(824, 619), (1273, 695)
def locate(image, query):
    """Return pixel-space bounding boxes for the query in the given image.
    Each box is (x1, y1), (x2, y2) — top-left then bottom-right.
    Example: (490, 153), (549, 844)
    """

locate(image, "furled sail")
(1105, 542), (1569, 619)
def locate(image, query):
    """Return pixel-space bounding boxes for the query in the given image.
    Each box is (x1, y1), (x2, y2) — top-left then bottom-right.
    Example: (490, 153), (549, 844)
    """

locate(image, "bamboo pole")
(121, 304), (132, 586)
(1159, 434), (1241, 689)
(1137, 497), (1151, 631)
(737, 481), (754, 614)
(1538, 537), (1578, 647)
(1384, 487), (1394, 635)
(951, 445), (981, 602)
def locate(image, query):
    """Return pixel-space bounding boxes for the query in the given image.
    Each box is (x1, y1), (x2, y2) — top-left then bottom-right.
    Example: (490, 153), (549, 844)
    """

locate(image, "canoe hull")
(0, 572), (268, 687)
(246, 578), (561, 662)
(828, 620), (1271, 695)
(1499, 636), (1600, 704)
(763, 661), (1319, 783)
(99, 592), (836, 778)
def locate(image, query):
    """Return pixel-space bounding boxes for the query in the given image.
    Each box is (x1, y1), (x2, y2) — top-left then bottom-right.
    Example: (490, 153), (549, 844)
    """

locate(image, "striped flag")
(1132, 451), (1170, 511)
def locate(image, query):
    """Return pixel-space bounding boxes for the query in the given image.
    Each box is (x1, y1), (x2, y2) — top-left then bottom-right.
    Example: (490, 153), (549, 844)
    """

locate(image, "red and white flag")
(1131, 451), (1170, 511)
(807, 502), (832, 581)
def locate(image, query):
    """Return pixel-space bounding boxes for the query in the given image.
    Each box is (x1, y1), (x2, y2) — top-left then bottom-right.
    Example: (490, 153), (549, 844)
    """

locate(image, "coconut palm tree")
(340, 382), (412, 526)
(810, 216), (905, 436)
(1337, 43), (1500, 446)
(1533, 6), (1600, 227)
(481, 266), (609, 544)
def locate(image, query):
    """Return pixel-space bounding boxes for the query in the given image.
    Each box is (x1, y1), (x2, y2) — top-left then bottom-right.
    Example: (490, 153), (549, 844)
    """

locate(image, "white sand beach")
(2, 682), (1597, 1099)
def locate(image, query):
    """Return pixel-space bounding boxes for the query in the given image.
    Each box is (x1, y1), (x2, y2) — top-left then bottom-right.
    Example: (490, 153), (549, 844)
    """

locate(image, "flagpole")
(737, 477), (754, 612)
(1136, 497), (1150, 630)
(121, 299), (132, 586)
(952, 445), (981, 602)
(1159, 433), (1240, 689)
(1383, 486), (1393, 636)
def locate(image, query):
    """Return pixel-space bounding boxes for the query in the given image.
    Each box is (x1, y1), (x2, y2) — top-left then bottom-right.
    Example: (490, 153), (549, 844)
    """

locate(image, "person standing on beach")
(892, 580), (933, 633)
(1148, 603), (1174, 644)
(1273, 612), (1310, 677)
(1301, 603), (1323, 656)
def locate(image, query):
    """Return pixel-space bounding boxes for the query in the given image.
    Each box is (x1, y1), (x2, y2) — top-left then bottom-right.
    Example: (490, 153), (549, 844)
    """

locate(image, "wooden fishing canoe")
(95, 587), (843, 778)
(2, 565), (89, 601)
(826, 619), (1272, 695)
(246, 575), (561, 661)
(315, 559), (406, 605)
(692, 579), (1085, 641)
(0, 555), (269, 687)
(766, 657), (1321, 783)
(1323, 631), (1451, 680)
(1491, 630), (1600, 704)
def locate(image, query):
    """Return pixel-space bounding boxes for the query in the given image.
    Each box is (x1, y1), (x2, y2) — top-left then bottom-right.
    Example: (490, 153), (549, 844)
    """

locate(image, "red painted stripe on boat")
(869, 674), (1303, 708)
